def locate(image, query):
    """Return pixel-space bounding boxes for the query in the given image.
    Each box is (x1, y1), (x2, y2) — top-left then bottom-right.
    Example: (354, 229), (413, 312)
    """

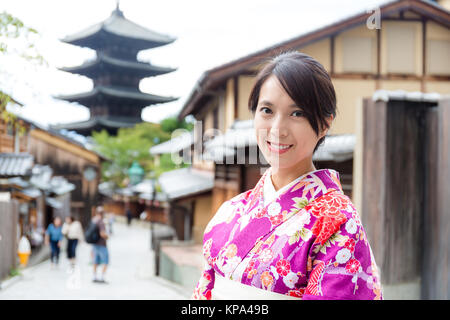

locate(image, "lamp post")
(149, 171), (156, 250)
(128, 161), (144, 186)
(126, 160), (144, 225)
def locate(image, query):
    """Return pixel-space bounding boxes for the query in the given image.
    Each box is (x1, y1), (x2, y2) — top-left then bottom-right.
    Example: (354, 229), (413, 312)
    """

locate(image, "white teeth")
(269, 143), (291, 150)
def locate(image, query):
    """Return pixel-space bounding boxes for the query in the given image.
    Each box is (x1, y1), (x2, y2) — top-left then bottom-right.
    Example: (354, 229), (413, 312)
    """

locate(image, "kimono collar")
(244, 167), (344, 216)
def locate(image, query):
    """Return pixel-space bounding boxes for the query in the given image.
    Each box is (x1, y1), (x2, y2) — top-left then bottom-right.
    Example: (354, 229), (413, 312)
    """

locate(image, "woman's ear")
(320, 115), (334, 139)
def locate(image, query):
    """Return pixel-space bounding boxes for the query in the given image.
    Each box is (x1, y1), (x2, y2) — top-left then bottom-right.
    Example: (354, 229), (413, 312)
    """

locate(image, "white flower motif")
(281, 221), (299, 237)
(282, 271), (299, 289)
(345, 218), (357, 234)
(274, 211), (312, 237)
(239, 213), (251, 231)
(267, 202), (282, 217)
(335, 248), (351, 264)
(270, 266), (279, 280)
(298, 211), (311, 226)
(259, 248), (274, 263)
(221, 256), (241, 276)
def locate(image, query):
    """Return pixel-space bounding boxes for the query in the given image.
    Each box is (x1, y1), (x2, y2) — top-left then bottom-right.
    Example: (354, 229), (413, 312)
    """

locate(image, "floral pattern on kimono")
(192, 168), (382, 300)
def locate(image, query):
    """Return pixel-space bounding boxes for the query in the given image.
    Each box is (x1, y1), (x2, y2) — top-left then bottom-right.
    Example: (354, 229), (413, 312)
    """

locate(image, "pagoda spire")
(114, 0), (124, 17)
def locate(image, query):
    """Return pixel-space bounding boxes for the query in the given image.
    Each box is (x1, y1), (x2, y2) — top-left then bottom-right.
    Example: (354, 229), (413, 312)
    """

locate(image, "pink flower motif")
(344, 238), (356, 253)
(253, 207), (265, 219)
(269, 213), (283, 225)
(245, 260), (255, 273)
(203, 271), (212, 282)
(287, 288), (305, 298)
(345, 258), (361, 274)
(276, 259), (291, 277)
(203, 239), (212, 254)
(247, 269), (257, 279)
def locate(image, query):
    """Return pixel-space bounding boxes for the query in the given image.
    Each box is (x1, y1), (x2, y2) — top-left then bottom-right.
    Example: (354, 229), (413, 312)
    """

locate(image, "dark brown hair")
(248, 51), (336, 152)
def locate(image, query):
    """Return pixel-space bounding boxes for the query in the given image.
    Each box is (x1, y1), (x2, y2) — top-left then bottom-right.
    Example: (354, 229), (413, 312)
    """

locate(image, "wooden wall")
(0, 121), (28, 153)
(362, 97), (449, 299)
(0, 200), (19, 281)
(28, 130), (101, 227)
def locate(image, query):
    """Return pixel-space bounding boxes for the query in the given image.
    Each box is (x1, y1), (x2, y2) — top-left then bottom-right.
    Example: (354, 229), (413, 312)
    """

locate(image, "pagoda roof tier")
(50, 116), (142, 136)
(61, 8), (175, 52)
(59, 54), (176, 79)
(55, 85), (178, 109)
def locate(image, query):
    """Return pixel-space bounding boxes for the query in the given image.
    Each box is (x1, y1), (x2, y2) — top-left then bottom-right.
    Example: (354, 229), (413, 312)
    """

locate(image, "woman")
(193, 51), (382, 300)
(62, 216), (84, 269)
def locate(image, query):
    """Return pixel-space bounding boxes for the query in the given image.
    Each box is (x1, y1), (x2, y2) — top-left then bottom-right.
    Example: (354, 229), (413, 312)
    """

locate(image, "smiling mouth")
(267, 141), (293, 153)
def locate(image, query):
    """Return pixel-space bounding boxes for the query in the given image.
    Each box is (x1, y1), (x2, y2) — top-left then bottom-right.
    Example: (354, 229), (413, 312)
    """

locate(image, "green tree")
(92, 122), (172, 187)
(160, 116), (193, 133)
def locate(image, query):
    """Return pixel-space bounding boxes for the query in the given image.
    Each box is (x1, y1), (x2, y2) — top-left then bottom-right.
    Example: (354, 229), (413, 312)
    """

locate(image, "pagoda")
(53, 4), (177, 136)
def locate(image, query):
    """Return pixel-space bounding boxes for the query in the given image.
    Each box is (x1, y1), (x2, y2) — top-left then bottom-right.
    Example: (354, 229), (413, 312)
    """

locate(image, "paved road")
(0, 220), (190, 300)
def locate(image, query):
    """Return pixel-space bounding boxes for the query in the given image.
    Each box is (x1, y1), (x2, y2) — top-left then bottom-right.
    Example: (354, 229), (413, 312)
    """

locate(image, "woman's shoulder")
(305, 191), (359, 228)
(305, 190), (363, 244)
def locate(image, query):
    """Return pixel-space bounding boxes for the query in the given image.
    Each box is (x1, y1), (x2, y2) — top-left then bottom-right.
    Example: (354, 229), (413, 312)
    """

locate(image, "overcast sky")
(1, 0), (389, 127)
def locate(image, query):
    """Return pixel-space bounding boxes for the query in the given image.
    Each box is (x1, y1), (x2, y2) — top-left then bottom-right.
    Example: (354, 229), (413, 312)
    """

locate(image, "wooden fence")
(0, 200), (19, 281)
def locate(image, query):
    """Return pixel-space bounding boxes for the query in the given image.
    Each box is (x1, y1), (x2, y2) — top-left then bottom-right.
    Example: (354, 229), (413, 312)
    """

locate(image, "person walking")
(91, 206), (109, 283)
(125, 204), (132, 226)
(62, 216), (84, 271)
(45, 216), (63, 268)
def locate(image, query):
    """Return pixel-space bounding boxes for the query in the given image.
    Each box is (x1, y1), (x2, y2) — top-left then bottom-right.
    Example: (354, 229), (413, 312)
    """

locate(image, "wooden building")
(0, 97), (30, 154)
(28, 127), (106, 227)
(149, 136), (214, 243)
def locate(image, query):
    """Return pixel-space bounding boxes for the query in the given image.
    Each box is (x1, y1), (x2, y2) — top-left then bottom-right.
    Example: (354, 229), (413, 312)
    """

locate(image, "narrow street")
(0, 220), (190, 300)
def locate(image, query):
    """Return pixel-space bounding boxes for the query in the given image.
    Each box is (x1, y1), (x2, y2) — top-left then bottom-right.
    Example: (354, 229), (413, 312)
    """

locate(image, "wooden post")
(422, 99), (450, 299)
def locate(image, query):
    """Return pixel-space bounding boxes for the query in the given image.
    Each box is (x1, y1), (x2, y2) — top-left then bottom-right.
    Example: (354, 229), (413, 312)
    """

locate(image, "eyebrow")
(258, 100), (302, 109)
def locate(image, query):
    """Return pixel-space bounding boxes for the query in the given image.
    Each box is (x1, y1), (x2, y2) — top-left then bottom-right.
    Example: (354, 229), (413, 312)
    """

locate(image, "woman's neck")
(270, 161), (316, 191)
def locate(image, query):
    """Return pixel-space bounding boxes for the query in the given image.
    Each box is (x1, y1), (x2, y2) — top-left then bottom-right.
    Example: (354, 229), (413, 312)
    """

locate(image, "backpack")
(84, 222), (100, 244)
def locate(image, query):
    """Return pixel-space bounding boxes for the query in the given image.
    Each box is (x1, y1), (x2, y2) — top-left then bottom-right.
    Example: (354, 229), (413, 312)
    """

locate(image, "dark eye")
(260, 107), (272, 114)
(291, 110), (304, 117)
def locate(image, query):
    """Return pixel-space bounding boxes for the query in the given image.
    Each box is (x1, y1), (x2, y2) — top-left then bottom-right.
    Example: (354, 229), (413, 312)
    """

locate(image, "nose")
(269, 114), (288, 140)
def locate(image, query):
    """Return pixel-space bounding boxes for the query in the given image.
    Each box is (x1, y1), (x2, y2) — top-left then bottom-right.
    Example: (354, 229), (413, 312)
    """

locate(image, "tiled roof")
(0, 153), (33, 177)
(149, 131), (194, 155)
(159, 167), (214, 200)
(61, 8), (175, 49)
(372, 90), (444, 103)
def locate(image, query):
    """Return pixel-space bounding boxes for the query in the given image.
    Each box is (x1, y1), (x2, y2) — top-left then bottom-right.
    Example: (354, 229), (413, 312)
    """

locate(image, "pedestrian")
(45, 216), (63, 268)
(125, 203), (132, 226)
(62, 216), (84, 271)
(106, 212), (115, 235)
(91, 206), (109, 283)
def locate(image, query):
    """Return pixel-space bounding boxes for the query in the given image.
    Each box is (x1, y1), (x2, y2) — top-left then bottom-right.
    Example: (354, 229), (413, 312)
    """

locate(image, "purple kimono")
(193, 168), (382, 300)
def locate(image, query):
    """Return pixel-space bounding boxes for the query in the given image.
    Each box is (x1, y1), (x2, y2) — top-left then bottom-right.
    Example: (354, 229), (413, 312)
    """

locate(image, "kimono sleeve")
(303, 213), (383, 300)
(192, 262), (215, 300)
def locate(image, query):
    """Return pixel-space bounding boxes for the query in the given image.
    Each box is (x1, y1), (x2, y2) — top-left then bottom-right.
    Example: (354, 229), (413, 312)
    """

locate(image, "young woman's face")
(253, 75), (324, 172)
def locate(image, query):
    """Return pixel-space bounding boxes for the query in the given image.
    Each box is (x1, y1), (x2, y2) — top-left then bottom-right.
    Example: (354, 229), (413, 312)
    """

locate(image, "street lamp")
(148, 171), (156, 250)
(128, 161), (144, 186)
